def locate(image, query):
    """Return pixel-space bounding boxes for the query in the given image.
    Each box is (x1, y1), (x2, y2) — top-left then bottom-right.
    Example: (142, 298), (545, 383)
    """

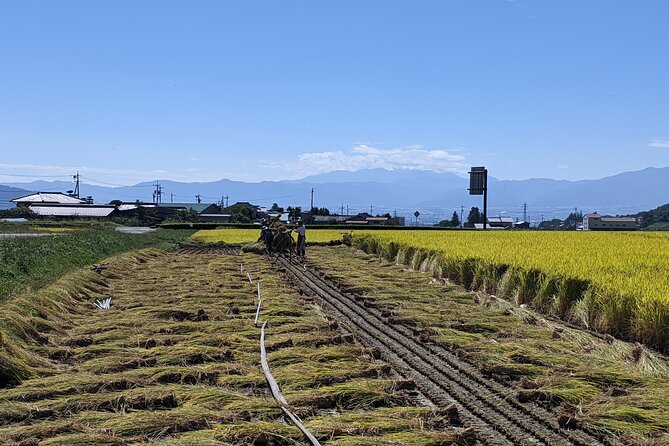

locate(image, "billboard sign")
(468, 167), (487, 195)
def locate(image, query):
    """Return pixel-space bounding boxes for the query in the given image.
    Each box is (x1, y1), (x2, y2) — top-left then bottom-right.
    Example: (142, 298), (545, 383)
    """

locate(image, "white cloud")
(648, 139), (669, 149)
(557, 164), (569, 169)
(262, 144), (468, 178)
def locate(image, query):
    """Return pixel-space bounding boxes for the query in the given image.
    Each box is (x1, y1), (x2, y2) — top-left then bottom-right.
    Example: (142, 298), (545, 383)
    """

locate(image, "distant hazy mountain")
(0, 185), (33, 210)
(2, 166), (668, 222)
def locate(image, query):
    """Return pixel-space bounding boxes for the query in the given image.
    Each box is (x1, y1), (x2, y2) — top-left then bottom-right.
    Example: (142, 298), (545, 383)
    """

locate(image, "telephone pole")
(170, 192), (174, 203)
(460, 205), (464, 228)
(310, 188), (314, 211)
(152, 182), (162, 204)
(370, 205), (373, 215)
(72, 171), (80, 198)
(195, 194), (202, 204)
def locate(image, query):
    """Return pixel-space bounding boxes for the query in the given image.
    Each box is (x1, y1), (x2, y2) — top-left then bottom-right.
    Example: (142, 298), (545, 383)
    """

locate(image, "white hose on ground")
(260, 321), (321, 446)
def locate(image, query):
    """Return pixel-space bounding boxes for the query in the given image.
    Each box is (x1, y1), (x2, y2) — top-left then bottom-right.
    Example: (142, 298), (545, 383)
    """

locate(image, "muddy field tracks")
(277, 256), (608, 446)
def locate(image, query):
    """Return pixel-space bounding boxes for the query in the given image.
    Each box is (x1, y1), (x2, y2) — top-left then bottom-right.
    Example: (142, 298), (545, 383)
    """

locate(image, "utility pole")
(195, 194), (201, 204)
(341, 203), (344, 215)
(170, 192), (174, 203)
(310, 188), (314, 211)
(72, 171), (80, 198)
(523, 202), (527, 222)
(346, 205), (349, 215)
(460, 205), (464, 228)
(152, 182), (162, 204)
(370, 204), (373, 215)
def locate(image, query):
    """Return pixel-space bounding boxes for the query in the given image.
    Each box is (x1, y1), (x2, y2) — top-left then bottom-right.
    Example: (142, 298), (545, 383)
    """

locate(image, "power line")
(81, 176), (154, 188)
(0, 172), (71, 178)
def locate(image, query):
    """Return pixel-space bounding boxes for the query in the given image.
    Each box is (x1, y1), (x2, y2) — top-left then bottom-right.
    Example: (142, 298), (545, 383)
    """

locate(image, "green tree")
(466, 207), (482, 227)
(287, 206), (302, 222)
(450, 211), (460, 228)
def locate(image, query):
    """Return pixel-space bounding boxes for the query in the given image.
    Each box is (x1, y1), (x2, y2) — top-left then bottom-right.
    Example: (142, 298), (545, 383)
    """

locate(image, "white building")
(11, 192), (85, 206)
(583, 213), (637, 231)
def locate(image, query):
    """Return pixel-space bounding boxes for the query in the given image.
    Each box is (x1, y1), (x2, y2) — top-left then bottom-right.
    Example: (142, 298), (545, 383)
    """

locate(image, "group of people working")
(258, 219), (306, 257)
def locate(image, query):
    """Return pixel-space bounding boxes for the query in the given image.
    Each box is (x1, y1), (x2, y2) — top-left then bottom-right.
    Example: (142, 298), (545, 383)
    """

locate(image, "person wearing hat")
(258, 219), (275, 254)
(295, 220), (306, 257)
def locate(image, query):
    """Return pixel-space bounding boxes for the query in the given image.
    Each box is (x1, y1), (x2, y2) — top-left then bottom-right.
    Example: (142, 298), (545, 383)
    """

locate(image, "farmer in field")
(258, 219), (275, 254)
(295, 220), (306, 257)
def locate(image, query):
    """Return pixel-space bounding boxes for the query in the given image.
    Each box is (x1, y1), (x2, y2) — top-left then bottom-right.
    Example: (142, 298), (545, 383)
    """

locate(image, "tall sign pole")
(468, 167), (488, 229)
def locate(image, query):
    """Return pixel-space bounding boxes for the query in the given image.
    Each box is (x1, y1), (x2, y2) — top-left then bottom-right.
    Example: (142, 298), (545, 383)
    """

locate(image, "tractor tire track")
(276, 256), (607, 446)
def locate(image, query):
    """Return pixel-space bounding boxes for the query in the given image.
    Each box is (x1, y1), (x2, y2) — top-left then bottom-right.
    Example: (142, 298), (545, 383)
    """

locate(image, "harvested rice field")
(2, 239), (669, 445)
(0, 248), (466, 445)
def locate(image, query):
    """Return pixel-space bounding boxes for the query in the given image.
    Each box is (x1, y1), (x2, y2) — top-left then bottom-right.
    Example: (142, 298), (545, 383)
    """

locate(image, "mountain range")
(2, 166), (668, 224)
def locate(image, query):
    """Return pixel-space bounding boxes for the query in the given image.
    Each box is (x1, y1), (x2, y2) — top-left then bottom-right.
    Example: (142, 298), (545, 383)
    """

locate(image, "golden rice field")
(351, 230), (669, 353)
(192, 228), (669, 353)
(191, 228), (349, 245)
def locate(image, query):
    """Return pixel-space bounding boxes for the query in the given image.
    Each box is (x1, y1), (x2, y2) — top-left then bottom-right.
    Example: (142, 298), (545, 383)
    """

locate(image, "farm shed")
(487, 217), (514, 229)
(583, 214), (637, 231)
(366, 216), (390, 225)
(12, 192), (84, 207)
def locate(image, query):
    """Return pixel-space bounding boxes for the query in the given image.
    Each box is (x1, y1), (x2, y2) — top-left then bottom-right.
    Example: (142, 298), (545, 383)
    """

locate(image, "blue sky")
(1, 0), (668, 185)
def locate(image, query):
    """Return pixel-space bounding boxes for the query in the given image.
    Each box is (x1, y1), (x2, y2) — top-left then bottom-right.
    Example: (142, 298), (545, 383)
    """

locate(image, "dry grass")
(0, 248), (464, 445)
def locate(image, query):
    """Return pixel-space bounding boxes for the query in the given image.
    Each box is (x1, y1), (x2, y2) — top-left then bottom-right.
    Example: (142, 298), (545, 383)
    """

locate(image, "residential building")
(12, 192), (84, 207)
(28, 204), (117, 218)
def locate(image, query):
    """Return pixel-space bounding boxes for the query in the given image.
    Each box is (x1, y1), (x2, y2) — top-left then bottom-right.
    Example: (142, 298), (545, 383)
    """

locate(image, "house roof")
(487, 217), (514, 223)
(12, 192), (85, 205)
(313, 215), (348, 222)
(157, 203), (218, 213)
(29, 204), (116, 217)
(585, 214), (635, 222)
(117, 204), (157, 211)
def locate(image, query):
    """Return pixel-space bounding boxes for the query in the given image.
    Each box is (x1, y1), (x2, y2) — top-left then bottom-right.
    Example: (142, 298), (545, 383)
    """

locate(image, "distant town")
(2, 187), (666, 231)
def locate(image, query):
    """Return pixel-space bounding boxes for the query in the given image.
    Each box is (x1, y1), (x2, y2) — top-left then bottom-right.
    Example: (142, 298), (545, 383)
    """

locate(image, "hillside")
(0, 185), (32, 210)
(635, 202), (669, 229)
